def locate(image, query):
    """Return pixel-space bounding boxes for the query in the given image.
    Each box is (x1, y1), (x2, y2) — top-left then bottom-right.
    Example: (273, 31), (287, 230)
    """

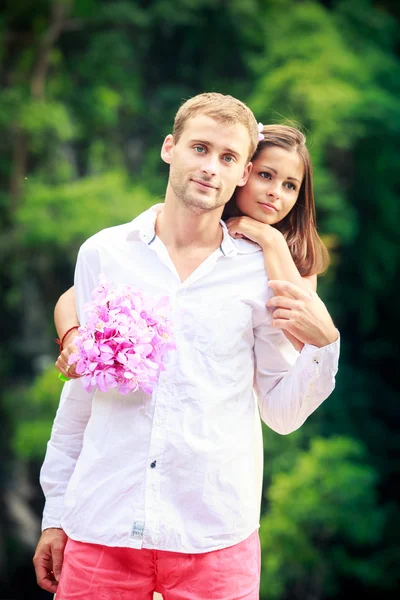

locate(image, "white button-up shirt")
(41, 204), (340, 553)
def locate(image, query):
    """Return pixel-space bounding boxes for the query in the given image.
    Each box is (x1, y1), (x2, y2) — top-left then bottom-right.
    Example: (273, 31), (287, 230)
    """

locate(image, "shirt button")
(312, 357), (319, 364)
(150, 461), (157, 468)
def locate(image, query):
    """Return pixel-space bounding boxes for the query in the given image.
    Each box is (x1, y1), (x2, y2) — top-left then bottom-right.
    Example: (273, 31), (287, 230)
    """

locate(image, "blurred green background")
(1, 0), (399, 598)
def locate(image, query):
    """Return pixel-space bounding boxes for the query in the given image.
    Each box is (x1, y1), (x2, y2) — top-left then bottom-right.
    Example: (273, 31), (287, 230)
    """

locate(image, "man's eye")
(224, 156), (234, 163)
(194, 146), (205, 153)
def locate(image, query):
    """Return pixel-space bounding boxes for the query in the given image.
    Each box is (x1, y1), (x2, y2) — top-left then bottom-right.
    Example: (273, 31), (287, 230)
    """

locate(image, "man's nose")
(202, 154), (219, 177)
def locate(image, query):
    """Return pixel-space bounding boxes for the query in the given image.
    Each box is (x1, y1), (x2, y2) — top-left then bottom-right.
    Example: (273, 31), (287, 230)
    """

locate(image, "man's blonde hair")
(173, 92), (259, 162)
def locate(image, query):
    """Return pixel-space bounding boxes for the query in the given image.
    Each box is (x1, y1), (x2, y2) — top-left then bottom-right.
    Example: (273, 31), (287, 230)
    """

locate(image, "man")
(34, 92), (339, 599)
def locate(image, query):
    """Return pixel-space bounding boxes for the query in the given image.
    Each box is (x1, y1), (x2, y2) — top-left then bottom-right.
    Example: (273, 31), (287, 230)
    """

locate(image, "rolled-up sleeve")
(254, 320), (340, 435)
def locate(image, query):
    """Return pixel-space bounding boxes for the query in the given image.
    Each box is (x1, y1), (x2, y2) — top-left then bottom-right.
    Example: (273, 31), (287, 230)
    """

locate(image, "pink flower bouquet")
(68, 275), (176, 395)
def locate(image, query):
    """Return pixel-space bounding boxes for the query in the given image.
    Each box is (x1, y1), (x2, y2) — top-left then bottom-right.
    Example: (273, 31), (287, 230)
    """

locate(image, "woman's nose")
(267, 182), (280, 198)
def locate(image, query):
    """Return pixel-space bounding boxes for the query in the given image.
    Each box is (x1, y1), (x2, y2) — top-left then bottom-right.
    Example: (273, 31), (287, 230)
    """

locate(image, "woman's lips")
(259, 202), (278, 213)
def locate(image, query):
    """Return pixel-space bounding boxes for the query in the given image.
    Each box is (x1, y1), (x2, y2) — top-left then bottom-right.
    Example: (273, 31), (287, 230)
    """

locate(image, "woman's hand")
(55, 330), (81, 379)
(225, 216), (282, 248)
(267, 280), (338, 348)
(282, 331), (304, 352)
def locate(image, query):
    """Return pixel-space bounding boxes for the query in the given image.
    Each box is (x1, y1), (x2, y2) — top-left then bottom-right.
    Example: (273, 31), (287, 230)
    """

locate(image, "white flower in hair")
(258, 122), (264, 141)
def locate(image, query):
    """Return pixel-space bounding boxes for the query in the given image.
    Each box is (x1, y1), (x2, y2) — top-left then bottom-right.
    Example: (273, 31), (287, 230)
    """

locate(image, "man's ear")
(161, 134), (174, 164)
(237, 162), (253, 187)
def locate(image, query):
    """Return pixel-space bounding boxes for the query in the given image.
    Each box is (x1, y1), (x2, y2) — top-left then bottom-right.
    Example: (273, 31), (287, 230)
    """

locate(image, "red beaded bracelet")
(55, 325), (80, 353)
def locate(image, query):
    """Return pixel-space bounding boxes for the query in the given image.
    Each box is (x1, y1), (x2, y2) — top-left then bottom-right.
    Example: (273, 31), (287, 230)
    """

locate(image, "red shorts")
(55, 530), (260, 599)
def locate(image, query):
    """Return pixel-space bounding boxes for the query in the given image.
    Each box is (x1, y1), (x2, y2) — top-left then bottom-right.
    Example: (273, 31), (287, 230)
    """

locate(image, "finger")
(55, 357), (68, 376)
(58, 350), (71, 370)
(67, 368), (81, 379)
(268, 280), (312, 301)
(225, 218), (241, 230)
(272, 318), (295, 331)
(66, 353), (78, 374)
(57, 347), (80, 378)
(67, 362), (77, 377)
(34, 557), (59, 593)
(272, 308), (292, 320)
(55, 357), (79, 379)
(61, 347), (76, 363)
(226, 222), (241, 233)
(52, 546), (65, 582)
(37, 574), (58, 594)
(56, 356), (69, 376)
(226, 216), (249, 226)
(267, 295), (297, 309)
(65, 342), (79, 354)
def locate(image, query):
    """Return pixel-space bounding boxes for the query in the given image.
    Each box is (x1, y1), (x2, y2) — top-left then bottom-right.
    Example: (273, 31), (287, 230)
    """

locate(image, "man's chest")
(167, 251), (213, 283)
(96, 241), (268, 329)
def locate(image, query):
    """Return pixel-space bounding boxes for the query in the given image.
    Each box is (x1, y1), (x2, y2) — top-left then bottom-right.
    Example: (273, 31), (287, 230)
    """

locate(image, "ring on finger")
(66, 364), (71, 373)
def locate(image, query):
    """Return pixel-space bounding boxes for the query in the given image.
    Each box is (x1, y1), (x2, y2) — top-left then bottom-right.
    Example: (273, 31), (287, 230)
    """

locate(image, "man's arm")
(254, 280), (339, 435)
(35, 377), (94, 590)
(39, 380), (94, 528)
(34, 243), (99, 591)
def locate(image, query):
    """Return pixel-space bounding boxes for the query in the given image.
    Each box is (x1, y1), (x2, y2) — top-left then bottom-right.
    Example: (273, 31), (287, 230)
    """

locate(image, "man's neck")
(155, 196), (224, 251)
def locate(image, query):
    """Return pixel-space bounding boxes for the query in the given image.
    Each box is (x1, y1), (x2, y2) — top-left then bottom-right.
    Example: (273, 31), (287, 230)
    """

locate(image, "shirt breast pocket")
(192, 299), (252, 362)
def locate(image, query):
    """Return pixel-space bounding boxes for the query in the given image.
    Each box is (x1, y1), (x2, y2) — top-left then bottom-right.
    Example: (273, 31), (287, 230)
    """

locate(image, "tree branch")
(30, 1), (71, 99)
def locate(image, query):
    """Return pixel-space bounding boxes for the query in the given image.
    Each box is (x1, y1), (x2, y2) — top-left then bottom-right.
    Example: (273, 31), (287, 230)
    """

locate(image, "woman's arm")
(260, 233), (317, 292)
(54, 286), (81, 377)
(226, 216), (316, 292)
(55, 286), (79, 340)
(226, 217), (317, 350)
(258, 236), (317, 351)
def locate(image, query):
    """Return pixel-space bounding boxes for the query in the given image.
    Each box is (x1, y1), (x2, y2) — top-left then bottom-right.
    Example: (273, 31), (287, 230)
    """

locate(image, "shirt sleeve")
(40, 242), (100, 530)
(253, 319), (340, 435)
(40, 380), (94, 530)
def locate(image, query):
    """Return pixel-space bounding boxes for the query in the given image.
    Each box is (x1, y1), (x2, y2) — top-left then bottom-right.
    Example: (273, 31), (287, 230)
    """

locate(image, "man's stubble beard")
(169, 169), (226, 213)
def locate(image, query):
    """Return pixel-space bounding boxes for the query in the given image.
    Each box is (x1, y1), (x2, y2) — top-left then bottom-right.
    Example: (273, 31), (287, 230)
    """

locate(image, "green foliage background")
(1, 0), (399, 598)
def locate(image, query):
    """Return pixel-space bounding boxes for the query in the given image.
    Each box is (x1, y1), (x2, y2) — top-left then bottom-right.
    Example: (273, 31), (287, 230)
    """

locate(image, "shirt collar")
(219, 221), (262, 256)
(126, 203), (261, 256)
(126, 204), (162, 244)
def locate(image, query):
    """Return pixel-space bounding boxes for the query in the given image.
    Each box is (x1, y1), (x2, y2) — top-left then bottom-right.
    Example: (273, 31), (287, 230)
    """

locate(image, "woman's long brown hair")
(222, 124), (329, 277)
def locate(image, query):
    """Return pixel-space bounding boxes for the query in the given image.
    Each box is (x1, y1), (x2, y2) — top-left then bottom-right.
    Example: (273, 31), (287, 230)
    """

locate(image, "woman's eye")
(285, 182), (296, 191)
(260, 172), (272, 179)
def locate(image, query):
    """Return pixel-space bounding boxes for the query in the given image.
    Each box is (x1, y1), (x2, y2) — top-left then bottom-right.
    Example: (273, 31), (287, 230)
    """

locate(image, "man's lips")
(191, 179), (218, 190)
(258, 202), (278, 212)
